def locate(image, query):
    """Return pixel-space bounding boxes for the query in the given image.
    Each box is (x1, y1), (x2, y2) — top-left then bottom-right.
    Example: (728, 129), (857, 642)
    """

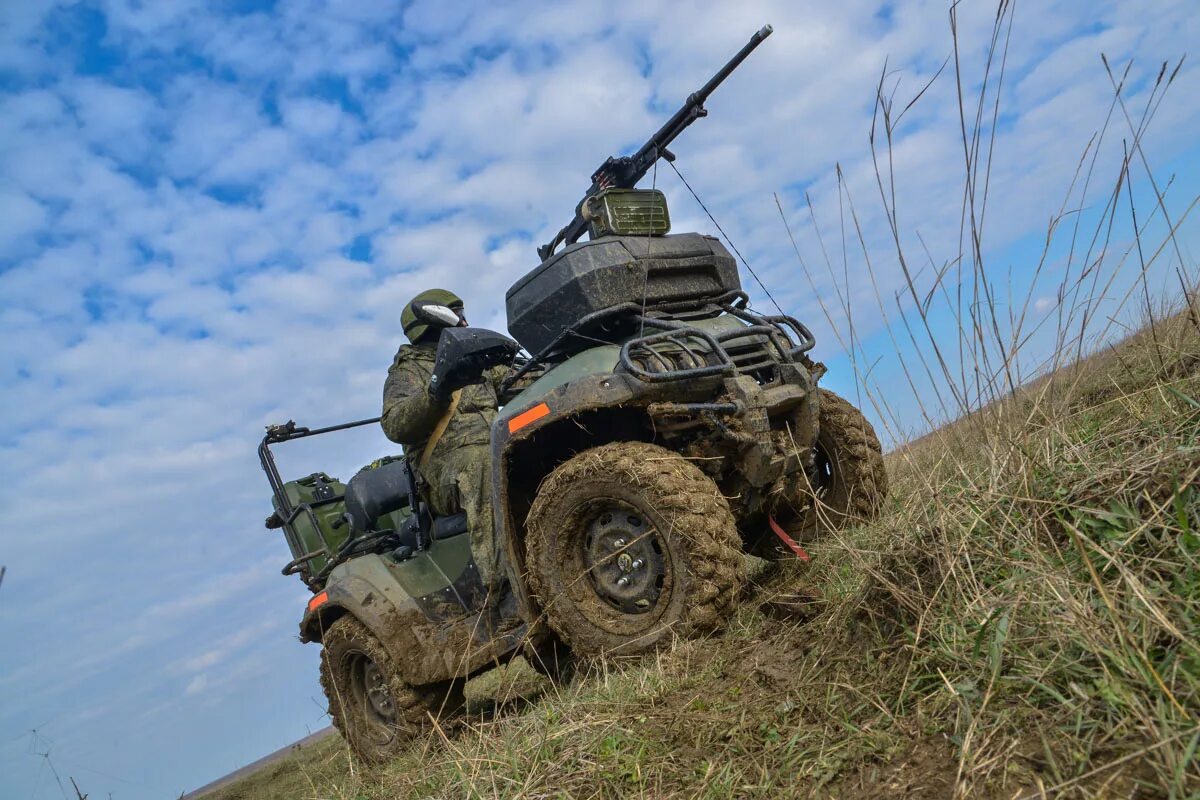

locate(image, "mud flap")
(410, 551), (487, 621)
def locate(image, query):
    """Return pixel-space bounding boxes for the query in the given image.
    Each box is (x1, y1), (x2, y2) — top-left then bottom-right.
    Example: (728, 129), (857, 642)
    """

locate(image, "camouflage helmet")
(402, 288), (464, 343)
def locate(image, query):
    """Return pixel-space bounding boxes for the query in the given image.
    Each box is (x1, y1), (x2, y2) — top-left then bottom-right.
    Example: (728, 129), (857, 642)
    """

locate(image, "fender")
(490, 317), (818, 627)
(299, 546), (524, 685)
(490, 367), (673, 626)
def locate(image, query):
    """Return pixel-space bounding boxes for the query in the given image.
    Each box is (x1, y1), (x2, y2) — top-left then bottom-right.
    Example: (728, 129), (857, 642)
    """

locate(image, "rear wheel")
(757, 389), (887, 558)
(320, 616), (463, 765)
(525, 442), (745, 657)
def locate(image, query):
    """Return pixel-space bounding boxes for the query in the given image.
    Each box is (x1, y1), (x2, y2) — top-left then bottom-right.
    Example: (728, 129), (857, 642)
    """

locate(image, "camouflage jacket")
(380, 341), (507, 462)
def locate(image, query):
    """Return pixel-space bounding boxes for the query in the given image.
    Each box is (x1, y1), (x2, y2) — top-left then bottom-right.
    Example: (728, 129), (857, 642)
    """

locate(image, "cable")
(639, 159), (660, 336)
(667, 160), (786, 316)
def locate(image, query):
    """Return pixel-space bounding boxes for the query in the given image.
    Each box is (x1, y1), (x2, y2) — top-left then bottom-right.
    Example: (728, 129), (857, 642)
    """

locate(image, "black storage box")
(505, 233), (741, 356)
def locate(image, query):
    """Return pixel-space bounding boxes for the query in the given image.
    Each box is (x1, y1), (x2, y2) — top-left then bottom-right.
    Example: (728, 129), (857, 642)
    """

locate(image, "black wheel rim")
(349, 653), (395, 725)
(810, 440), (836, 499)
(581, 502), (667, 615)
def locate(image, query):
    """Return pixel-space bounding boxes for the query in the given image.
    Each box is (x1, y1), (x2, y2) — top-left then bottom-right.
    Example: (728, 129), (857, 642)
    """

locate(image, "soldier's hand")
(429, 356), (487, 402)
(429, 326), (519, 401)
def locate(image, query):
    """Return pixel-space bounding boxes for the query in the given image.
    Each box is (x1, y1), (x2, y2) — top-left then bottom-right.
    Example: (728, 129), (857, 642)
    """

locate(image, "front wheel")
(320, 616), (463, 765)
(757, 389), (887, 559)
(525, 442), (745, 657)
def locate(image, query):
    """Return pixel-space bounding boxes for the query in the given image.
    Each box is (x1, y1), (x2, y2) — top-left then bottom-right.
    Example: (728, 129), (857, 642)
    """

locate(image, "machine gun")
(536, 24), (773, 261)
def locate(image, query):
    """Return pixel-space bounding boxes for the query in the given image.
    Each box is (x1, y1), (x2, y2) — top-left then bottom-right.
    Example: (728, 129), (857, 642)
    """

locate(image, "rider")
(381, 289), (507, 591)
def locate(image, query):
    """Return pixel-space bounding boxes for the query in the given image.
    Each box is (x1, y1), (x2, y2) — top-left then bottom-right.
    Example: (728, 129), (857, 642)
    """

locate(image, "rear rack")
(259, 417), (380, 587)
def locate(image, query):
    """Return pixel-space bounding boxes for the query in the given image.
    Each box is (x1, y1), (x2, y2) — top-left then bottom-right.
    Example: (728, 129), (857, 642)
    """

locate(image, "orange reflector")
(307, 590), (329, 612)
(507, 402), (550, 433)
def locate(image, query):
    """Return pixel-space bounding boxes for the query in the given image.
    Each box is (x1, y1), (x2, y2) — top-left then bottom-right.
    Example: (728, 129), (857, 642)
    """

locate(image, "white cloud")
(281, 96), (360, 144)
(162, 79), (275, 182)
(66, 78), (160, 159)
(0, 189), (48, 252)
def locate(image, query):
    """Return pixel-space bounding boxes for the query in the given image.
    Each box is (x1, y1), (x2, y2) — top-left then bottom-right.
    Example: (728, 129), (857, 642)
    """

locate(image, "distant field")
(190, 728), (347, 800)
(203, 308), (1200, 799)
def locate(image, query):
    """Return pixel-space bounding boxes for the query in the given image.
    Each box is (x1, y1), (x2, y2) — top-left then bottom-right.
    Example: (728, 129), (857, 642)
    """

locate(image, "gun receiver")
(537, 24), (773, 261)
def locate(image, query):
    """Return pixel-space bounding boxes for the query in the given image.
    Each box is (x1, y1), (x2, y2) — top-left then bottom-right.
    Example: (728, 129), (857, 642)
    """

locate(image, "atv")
(257, 26), (887, 764)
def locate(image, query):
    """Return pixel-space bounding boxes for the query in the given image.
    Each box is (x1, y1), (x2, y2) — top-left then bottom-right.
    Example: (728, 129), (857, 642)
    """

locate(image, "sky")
(1, 1), (1197, 797)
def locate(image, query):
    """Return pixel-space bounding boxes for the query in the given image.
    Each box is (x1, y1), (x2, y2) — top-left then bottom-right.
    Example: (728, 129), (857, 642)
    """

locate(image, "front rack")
(500, 290), (816, 391)
(618, 293), (816, 383)
(618, 325), (735, 383)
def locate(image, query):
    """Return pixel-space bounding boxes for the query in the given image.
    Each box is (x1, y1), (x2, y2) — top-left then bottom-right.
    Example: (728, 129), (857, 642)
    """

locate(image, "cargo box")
(506, 233), (740, 356)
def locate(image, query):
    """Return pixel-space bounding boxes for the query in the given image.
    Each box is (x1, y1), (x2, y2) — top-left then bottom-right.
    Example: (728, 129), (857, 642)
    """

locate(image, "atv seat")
(344, 459), (411, 533)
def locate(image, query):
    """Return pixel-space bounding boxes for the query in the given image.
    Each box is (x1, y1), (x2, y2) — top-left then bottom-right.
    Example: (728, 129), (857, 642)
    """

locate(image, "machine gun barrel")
(537, 24), (772, 261)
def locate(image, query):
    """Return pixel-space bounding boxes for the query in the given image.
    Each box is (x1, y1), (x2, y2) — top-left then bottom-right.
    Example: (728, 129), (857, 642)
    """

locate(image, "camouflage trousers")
(422, 444), (499, 592)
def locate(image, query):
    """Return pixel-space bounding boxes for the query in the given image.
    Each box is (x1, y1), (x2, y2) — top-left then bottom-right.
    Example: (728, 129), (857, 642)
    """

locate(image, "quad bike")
(257, 25), (886, 765)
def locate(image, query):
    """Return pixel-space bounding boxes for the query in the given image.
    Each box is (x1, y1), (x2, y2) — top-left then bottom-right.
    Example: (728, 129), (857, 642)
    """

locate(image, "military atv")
(257, 25), (887, 765)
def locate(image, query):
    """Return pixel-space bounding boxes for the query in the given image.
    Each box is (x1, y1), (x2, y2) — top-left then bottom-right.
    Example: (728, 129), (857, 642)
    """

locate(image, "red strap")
(767, 515), (811, 562)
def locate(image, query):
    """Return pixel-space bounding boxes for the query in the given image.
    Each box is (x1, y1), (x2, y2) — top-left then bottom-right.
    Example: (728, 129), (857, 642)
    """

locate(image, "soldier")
(381, 289), (505, 591)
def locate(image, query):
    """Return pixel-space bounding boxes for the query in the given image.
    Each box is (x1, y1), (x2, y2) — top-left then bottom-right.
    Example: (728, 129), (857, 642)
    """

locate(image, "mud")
(826, 736), (960, 799)
(374, 601), (521, 687)
(319, 616), (464, 765)
(757, 581), (824, 623)
(768, 388), (888, 544)
(524, 441), (745, 657)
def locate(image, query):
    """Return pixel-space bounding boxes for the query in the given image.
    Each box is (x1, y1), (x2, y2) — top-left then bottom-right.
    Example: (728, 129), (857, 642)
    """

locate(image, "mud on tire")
(319, 616), (464, 765)
(525, 441), (745, 657)
(760, 388), (887, 558)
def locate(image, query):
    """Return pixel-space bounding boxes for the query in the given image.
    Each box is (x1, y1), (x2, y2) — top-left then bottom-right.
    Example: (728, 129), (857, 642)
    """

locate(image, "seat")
(344, 458), (411, 533)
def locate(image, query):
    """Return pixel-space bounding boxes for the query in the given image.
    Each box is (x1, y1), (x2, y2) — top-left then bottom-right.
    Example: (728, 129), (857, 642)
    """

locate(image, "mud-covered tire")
(319, 616), (464, 766)
(525, 441), (745, 657)
(760, 389), (887, 558)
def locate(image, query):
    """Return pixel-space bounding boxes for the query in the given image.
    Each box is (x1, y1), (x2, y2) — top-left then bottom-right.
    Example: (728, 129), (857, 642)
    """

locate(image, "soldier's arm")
(486, 364), (510, 396)
(381, 352), (449, 445)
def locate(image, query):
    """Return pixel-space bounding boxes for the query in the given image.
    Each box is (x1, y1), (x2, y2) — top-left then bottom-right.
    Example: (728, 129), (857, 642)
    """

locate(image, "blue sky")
(1, 1), (1197, 797)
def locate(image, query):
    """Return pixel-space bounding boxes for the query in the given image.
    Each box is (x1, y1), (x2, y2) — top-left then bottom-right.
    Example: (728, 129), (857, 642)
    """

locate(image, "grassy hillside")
(204, 306), (1199, 799)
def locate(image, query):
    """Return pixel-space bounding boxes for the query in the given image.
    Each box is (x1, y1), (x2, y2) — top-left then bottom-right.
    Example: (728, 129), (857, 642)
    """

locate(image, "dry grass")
(205, 310), (1199, 799)
(835, 311), (1200, 798)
